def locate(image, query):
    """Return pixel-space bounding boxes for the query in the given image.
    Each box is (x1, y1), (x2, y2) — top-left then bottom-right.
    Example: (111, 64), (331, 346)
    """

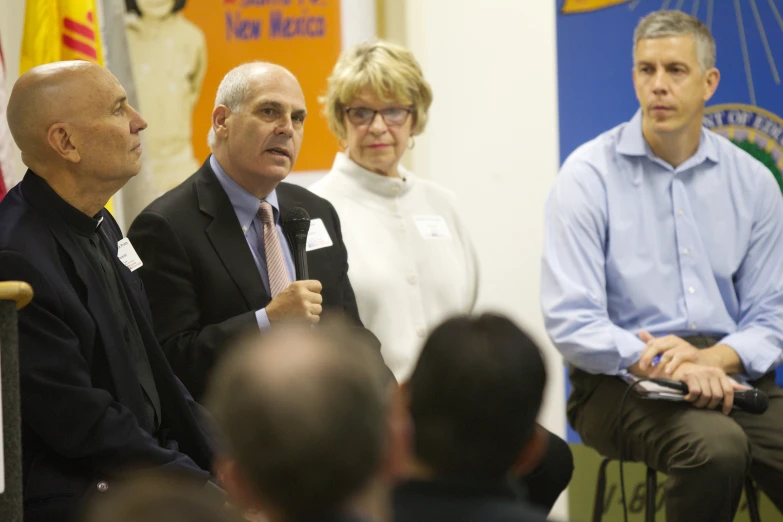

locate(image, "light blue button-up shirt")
(210, 155), (295, 329)
(541, 110), (783, 379)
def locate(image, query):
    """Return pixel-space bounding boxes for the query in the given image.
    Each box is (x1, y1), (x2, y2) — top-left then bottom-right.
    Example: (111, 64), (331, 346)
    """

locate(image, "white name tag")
(413, 215), (452, 240)
(117, 238), (144, 272)
(306, 218), (333, 252)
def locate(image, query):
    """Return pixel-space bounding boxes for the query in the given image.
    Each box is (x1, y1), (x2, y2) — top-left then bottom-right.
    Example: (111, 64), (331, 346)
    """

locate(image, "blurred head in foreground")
(206, 317), (408, 522)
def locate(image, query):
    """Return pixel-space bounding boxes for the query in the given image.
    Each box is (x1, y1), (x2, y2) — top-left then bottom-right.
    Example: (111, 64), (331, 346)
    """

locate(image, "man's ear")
(511, 424), (548, 477)
(212, 105), (230, 140)
(47, 123), (81, 163)
(703, 67), (720, 103)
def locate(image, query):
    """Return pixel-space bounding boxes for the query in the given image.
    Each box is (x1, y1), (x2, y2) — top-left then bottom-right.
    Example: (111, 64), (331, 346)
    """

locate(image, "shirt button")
(690, 322), (698, 330)
(416, 326), (426, 338)
(97, 481), (109, 492)
(407, 274), (418, 285)
(682, 248), (689, 255)
(688, 286), (695, 294)
(677, 209), (684, 216)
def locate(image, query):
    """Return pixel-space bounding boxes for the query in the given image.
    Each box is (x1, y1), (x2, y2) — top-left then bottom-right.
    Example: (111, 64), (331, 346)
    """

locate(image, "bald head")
(6, 61), (147, 195)
(206, 321), (389, 518)
(213, 61), (299, 113)
(207, 61), (303, 149)
(8, 61), (107, 164)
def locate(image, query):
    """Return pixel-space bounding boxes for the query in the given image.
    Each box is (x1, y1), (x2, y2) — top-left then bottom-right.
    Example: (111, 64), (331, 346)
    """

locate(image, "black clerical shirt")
(43, 178), (162, 435)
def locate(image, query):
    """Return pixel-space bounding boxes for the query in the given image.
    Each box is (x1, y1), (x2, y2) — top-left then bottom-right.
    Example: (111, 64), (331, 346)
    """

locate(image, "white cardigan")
(310, 153), (478, 381)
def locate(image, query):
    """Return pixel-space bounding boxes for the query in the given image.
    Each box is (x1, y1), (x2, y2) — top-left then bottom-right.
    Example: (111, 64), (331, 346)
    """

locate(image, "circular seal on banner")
(704, 104), (783, 192)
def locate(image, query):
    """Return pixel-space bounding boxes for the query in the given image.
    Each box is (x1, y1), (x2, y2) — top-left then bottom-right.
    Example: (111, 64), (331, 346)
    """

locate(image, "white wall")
(1, 0), (26, 184)
(399, 1), (566, 515)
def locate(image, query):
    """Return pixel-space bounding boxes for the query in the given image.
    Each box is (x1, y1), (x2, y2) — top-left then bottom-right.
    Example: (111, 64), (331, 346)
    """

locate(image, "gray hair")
(207, 61), (268, 149)
(633, 10), (716, 71)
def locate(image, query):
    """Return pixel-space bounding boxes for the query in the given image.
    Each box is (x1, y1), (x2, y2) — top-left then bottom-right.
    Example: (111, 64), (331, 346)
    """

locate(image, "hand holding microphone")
(266, 207), (323, 325)
(649, 361), (768, 415)
(648, 375), (769, 414)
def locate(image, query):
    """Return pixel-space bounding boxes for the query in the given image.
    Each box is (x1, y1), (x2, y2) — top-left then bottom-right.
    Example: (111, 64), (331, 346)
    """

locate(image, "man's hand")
(671, 362), (749, 415)
(637, 330), (701, 376)
(266, 280), (323, 324)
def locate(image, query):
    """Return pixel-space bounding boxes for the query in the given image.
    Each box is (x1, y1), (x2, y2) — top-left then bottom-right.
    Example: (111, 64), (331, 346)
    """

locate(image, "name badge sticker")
(413, 215), (452, 240)
(117, 238), (144, 272)
(306, 218), (334, 252)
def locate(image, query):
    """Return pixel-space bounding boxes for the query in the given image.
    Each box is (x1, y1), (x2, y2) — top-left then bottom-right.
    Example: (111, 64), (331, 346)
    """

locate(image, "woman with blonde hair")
(311, 40), (477, 384)
(310, 40), (573, 514)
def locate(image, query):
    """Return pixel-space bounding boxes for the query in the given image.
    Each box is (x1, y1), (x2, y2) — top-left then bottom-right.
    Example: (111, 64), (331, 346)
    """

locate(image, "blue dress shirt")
(210, 155), (295, 329)
(541, 110), (783, 379)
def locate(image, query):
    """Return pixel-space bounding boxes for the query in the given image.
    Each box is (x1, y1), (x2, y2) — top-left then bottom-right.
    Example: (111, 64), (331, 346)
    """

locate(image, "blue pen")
(652, 354), (662, 367)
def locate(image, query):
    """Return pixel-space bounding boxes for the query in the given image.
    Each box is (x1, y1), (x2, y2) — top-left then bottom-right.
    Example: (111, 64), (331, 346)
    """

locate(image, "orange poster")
(182, 0), (342, 173)
(122, 0), (344, 220)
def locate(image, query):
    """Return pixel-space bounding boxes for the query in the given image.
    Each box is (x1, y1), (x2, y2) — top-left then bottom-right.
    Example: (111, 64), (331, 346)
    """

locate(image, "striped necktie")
(258, 201), (291, 297)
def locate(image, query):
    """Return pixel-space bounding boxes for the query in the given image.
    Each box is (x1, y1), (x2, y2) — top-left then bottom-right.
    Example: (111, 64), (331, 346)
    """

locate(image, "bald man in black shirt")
(0, 61), (220, 522)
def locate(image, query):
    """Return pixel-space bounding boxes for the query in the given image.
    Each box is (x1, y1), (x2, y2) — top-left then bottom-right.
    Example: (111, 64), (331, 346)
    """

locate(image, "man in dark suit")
(128, 62), (368, 401)
(0, 61), (220, 522)
(394, 314), (553, 522)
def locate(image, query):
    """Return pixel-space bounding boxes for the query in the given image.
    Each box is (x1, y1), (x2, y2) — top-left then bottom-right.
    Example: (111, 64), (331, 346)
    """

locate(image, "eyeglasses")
(344, 107), (412, 126)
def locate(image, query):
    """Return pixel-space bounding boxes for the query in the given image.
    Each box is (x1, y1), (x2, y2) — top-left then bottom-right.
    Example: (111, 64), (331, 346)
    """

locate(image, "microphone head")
(282, 207), (311, 237)
(736, 389), (769, 414)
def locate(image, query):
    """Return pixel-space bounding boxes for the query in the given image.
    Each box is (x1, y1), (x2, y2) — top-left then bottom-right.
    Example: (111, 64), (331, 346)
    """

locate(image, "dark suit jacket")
(0, 172), (217, 522)
(393, 479), (551, 522)
(127, 159), (367, 400)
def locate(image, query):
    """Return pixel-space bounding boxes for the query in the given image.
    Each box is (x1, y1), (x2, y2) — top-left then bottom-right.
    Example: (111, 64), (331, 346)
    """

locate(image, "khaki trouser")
(568, 336), (783, 522)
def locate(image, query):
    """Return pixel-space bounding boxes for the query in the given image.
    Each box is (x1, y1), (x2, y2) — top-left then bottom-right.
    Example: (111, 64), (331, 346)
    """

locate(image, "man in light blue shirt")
(542, 11), (783, 521)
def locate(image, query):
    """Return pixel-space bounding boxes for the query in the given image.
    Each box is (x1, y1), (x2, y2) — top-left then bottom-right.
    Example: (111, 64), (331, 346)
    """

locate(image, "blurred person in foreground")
(395, 314), (551, 522)
(310, 40), (572, 513)
(128, 62), (374, 403)
(0, 61), (219, 522)
(205, 318), (407, 522)
(542, 11), (783, 522)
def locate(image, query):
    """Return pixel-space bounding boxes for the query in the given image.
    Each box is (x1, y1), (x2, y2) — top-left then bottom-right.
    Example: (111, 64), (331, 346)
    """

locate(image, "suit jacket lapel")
(21, 174), (149, 422)
(194, 163), (270, 309)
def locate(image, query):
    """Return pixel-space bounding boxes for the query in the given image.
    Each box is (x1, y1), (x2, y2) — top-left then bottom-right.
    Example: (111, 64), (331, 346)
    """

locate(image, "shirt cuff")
(255, 308), (271, 330)
(719, 331), (782, 380)
(613, 328), (647, 374)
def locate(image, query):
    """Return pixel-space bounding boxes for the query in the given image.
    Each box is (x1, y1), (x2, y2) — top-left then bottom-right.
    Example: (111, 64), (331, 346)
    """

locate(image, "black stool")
(591, 457), (762, 522)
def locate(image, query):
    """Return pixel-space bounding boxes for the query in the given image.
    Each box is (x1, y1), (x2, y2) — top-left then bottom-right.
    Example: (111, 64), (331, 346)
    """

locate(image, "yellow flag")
(561, 0), (630, 14)
(20, 0), (114, 215)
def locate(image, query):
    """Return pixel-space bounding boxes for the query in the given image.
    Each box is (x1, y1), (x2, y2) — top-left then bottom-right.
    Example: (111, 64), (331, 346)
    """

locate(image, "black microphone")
(282, 207), (310, 281)
(649, 378), (769, 414)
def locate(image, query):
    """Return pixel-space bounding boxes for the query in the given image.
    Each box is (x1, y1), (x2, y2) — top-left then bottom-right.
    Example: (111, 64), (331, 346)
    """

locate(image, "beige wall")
(1, 0), (27, 184)
(379, 2), (567, 516)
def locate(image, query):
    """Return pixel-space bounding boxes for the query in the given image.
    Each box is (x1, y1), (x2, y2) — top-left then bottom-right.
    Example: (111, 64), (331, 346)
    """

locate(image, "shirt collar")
(332, 152), (414, 198)
(28, 171), (103, 237)
(210, 154), (281, 231)
(617, 109), (720, 165)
